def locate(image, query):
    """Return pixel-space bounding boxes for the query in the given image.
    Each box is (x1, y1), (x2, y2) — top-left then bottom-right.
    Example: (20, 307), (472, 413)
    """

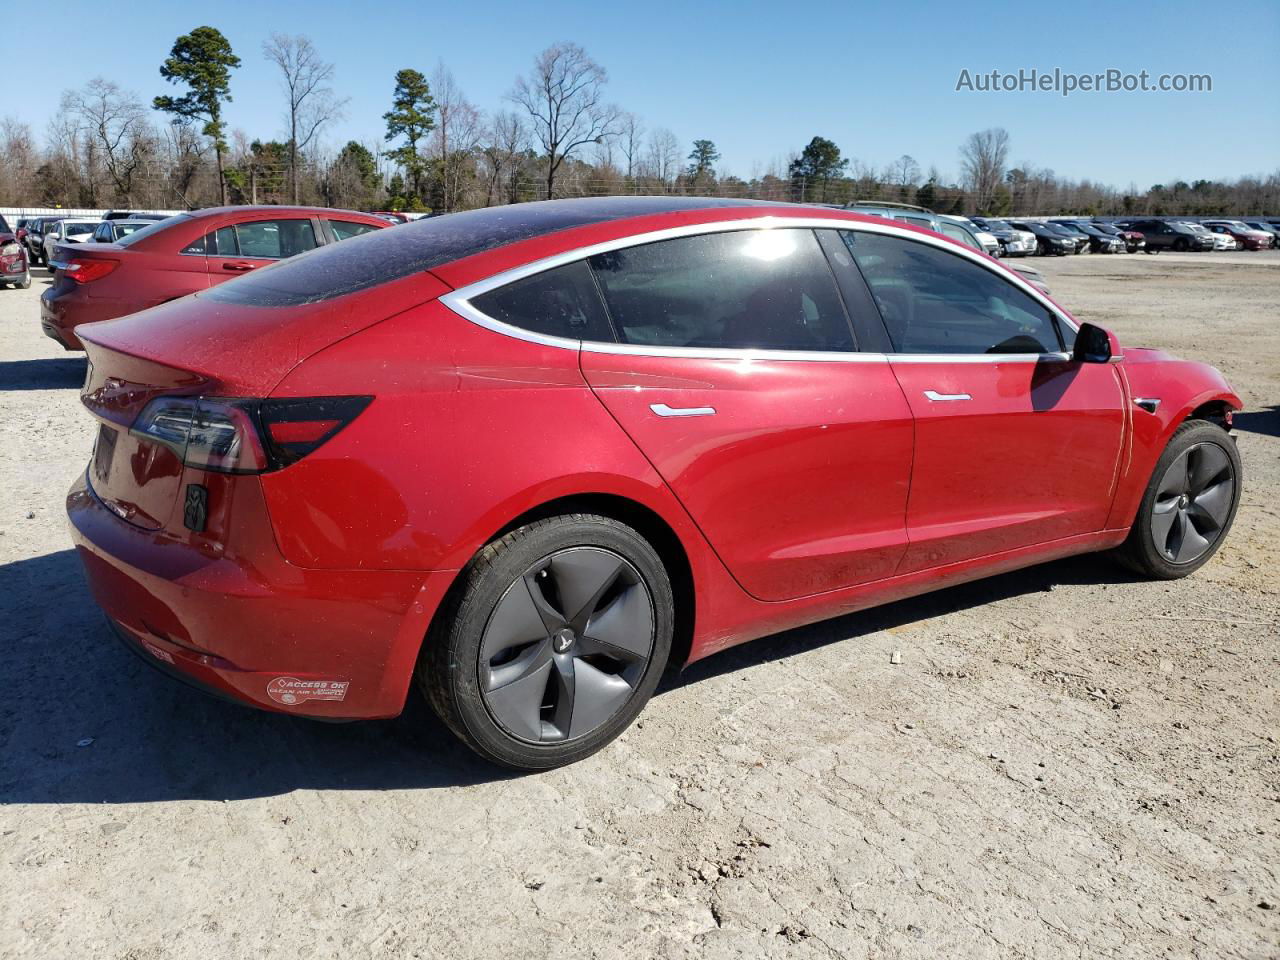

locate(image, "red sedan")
(1202, 220), (1269, 251)
(40, 205), (387, 349)
(67, 198), (1243, 769)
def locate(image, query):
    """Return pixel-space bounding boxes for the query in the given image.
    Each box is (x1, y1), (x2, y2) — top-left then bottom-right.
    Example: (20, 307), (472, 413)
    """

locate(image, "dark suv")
(1118, 219), (1213, 253)
(23, 216), (64, 266)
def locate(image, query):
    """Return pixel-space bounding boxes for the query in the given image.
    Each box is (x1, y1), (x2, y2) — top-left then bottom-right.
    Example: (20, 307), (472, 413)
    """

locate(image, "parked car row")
(1086, 218), (1276, 253)
(15, 211), (169, 268)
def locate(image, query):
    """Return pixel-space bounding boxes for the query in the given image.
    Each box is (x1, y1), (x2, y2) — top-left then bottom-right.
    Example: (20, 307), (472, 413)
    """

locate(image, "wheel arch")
(424, 491), (699, 677)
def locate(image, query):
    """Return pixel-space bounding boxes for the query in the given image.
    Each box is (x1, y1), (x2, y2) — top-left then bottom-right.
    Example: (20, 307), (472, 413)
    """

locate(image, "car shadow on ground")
(0, 357), (86, 391)
(1233, 406), (1279, 438)
(0, 547), (1140, 804)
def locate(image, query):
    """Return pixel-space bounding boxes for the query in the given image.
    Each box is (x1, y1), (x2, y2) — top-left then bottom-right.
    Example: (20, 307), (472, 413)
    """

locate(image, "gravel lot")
(2, 252), (1277, 959)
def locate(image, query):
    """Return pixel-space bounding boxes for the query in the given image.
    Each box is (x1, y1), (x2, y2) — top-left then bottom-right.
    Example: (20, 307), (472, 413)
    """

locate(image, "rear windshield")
(117, 214), (190, 247)
(200, 198), (767, 307)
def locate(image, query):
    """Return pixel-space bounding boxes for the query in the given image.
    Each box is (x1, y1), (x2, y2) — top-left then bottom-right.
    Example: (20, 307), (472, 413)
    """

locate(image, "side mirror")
(1073, 322), (1119, 364)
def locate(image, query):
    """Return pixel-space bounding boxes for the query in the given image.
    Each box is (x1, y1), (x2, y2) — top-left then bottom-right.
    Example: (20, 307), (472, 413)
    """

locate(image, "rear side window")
(589, 229), (853, 352)
(328, 219), (378, 241)
(842, 231), (1063, 355)
(470, 260), (614, 342)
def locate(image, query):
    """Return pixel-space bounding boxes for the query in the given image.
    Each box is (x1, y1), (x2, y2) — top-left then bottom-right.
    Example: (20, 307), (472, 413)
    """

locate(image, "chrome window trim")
(438, 215), (1081, 365)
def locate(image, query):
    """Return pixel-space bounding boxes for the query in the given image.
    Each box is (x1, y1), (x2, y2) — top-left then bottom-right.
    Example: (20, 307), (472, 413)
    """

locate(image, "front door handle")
(923, 390), (971, 402)
(650, 403), (716, 418)
(222, 261), (257, 272)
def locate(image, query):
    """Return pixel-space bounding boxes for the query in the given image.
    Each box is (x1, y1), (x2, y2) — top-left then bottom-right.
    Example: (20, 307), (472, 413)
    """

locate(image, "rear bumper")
(40, 288), (148, 351)
(67, 471), (453, 719)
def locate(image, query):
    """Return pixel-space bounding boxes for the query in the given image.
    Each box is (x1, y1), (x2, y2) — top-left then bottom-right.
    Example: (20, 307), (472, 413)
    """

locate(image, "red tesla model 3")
(40, 205), (388, 350)
(66, 197), (1243, 769)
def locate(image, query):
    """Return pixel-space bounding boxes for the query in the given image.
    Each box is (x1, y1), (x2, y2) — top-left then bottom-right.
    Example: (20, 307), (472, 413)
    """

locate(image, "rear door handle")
(923, 390), (971, 402)
(221, 261), (257, 272)
(650, 403), (716, 418)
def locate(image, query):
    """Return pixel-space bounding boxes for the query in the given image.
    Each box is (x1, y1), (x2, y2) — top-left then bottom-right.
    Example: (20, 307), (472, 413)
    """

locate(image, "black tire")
(1113, 420), (1241, 579)
(1173, 238), (1188, 252)
(419, 514), (674, 770)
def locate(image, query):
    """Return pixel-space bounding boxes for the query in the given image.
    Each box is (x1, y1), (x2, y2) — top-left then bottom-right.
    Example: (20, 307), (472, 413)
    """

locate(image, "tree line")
(1, 26), (1276, 217)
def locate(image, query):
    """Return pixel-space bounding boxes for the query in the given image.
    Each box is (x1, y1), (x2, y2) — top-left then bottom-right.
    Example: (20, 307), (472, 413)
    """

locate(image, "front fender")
(1106, 353), (1241, 530)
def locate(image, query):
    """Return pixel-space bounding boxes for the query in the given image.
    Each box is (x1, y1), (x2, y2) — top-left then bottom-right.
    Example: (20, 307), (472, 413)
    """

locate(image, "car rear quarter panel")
(260, 302), (717, 569)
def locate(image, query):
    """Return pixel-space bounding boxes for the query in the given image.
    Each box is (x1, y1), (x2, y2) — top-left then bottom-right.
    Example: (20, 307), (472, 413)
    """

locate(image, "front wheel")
(1114, 420), (1241, 579)
(420, 514), (674, 770)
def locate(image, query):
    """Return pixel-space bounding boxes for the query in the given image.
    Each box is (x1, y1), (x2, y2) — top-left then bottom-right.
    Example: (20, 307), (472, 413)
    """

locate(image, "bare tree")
(510, 42), (620, 198)
(263, 33), (347, 203)
(61, 79), (151, 204)
(959, 127), (1009, 213)
(645, 127), (679, 191)
(887, 154), (920, 190)
(485, 110), (528, 204)
(619, 112), (644, 181)
(429, 64), (483, 213)
(0, 118), (37, 203)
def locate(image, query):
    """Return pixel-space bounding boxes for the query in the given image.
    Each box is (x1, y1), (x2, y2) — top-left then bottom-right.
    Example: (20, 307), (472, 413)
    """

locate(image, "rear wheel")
(420, 514), (673, 770)
(1114, 420), (1241, 579)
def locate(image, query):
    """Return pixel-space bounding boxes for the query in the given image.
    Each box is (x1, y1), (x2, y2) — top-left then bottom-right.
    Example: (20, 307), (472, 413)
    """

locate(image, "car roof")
(186, 204), (407, 221)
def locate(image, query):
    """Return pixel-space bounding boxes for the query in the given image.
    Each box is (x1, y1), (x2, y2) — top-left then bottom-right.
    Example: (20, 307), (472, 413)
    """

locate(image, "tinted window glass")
(233, 219), (317, 259)
(841, 231), (1062, 355)
(470, 260), (613, 342)
(328, 219), (378, 241)
(588, 229), (853, 352)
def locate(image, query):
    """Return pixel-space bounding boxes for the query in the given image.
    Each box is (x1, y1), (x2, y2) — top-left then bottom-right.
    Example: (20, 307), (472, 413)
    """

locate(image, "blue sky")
(20, 0), (1278, 189)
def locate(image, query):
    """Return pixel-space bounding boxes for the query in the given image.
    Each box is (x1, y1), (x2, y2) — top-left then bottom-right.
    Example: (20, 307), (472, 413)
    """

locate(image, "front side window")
(470, 259), (614, 342)
(588, 228), (853, 352)
(937, 222), (982, 251)
(841, 231), (1064, 355)
(234, 219), (318, 259)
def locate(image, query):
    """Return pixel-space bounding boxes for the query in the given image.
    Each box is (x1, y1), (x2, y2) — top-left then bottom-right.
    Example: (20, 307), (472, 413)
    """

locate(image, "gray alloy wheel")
(479, 546), (654, 744)
(1149, 442), (1235, 565)
(420, 513), (673, 769)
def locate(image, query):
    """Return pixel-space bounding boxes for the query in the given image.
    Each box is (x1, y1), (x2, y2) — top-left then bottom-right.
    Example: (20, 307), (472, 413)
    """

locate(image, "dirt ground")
(1, 251), (1277, 960)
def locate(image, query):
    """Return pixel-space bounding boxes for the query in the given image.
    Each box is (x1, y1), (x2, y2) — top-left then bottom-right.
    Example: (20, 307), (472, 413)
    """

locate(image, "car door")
(837, 227), (1126, 573)
(573, 226), (915, 602)
(204, 216), (319, 282)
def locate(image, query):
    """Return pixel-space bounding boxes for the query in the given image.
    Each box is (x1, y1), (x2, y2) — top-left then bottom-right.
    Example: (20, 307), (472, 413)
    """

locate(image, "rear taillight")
(130, 396), (371, 474)
(62, 258), (119, 284)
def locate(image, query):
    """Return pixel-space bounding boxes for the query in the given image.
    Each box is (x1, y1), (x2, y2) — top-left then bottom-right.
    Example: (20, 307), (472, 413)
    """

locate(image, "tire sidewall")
(1129, 421), (1242, 579)
(430, 516), (674, 770)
